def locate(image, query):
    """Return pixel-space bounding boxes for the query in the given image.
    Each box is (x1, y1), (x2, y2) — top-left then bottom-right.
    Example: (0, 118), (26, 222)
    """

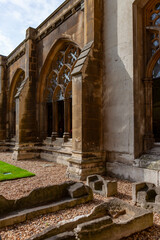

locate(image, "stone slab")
(28, 199), (153, 240)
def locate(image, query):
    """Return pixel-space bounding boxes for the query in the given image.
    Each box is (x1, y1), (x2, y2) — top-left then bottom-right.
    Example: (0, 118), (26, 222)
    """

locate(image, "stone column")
(143, 78), (154, 151)
(51, 101), (58, 141)
(12, 27), (39, 160)
(68, 98), (72, 137)
(63, 98), (70, 142)
(67, 0), (104, 180)
(0, 55), (7, 140)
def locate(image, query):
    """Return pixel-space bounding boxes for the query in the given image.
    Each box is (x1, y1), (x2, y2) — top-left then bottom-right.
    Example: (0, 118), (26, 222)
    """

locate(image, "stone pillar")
(51, 101), (58, 141)
(66, 0), (104, 180)
(68, 98), (72, 137)
(143, 78), (154, 151)
(0, 55), (7, 140)
(63, 98), (70, 142)
(12, 27), (39, 160)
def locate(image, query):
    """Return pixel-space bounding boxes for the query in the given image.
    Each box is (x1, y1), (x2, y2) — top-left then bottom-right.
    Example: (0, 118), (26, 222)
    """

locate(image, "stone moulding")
(6, 48), (26, 67)
(0, 182), (93, 228)
(36, 0), (84, 42)
(28, 198), (153, 240)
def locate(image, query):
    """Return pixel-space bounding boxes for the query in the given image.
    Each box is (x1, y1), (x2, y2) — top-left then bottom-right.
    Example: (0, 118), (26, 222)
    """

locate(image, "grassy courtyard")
(0, 160), (35, 181)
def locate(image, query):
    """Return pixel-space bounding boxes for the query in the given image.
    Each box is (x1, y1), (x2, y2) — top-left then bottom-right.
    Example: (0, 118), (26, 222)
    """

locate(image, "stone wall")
(103, 0), (134, 165)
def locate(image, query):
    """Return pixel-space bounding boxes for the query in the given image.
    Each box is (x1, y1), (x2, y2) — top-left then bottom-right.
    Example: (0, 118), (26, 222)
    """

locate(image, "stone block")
(29, 199), (153, 240)
(132, 182), (146, 203)
(105, 180), (117, 197)
(155, 186), (160, 195)
(137, 191), (147, 203)
(87, 174), (117, 197)
(74, 199), (153, 240)
(67, 182), (89, 198)
(132, 182), (160, 212)
(155, 195), (160, 204)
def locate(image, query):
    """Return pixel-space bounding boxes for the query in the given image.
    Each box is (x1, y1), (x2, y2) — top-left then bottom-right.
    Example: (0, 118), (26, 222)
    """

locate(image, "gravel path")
(0, 153), (160, 239)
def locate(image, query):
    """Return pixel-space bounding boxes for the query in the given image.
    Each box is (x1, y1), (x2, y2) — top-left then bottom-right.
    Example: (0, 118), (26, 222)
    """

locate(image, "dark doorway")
(58, 100), (64, 137)
(47, 102), (53, 137)
(153, 78), (160, 142)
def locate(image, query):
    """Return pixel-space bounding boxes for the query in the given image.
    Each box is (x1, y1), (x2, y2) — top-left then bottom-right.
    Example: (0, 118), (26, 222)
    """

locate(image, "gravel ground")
(0, 152), (160, 239)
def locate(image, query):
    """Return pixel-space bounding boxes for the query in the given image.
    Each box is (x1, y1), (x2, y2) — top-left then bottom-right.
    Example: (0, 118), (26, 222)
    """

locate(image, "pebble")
(0, 153), (160, 239)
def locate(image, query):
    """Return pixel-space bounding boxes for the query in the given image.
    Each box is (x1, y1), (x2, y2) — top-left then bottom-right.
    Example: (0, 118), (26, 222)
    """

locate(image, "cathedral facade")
(0, 0), (160, 183)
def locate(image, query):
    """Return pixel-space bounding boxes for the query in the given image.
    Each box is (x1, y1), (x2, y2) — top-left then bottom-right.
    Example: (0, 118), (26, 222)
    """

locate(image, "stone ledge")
(106, 162), (159, 185)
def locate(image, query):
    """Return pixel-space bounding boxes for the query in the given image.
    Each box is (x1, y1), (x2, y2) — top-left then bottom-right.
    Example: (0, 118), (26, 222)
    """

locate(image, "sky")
(0, 0), (64, 56)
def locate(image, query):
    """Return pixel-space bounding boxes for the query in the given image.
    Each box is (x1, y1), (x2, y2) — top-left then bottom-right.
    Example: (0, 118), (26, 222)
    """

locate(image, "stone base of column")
(144, 134), (154, 152)
(0, 130), (6, 141)
(51, 132), (58, 141)
(12, 143), (40, 161)
(66, 151), (106, 181)
(63, 132), (70, 142)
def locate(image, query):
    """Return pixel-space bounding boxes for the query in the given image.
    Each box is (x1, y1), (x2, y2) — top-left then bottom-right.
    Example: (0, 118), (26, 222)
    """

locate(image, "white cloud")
(0, 31), (14, 55)
(0, 0), (64, 55)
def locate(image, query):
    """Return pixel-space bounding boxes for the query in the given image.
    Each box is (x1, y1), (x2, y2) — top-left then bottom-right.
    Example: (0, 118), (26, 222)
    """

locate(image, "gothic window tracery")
(145, 1), (160, 59)
(45, 43), (80, 101)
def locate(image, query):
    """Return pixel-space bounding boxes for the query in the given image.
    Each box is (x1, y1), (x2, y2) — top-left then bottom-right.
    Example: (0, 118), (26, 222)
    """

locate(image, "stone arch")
(37, 37), (80, 140)
(146, 48), (160, 78)
(133, 0), (159, 154)
(8, 68), (25, 111)
(65, 81), (72, 99)
(53, 85), (65, 101)
(8, 68), (25, 139)
(37, 37), (80, 104)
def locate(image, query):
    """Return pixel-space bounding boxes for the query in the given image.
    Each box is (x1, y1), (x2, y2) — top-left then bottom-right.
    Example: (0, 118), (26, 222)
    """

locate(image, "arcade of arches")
(0, 0), (104, 181)
(42, 43), (80, 141)
(2, 0), (160, 183)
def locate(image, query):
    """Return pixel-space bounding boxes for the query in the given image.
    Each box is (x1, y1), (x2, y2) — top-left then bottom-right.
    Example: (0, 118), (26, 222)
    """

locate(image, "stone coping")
(28, 198), (153, 240)
(0, 182), (93, 228)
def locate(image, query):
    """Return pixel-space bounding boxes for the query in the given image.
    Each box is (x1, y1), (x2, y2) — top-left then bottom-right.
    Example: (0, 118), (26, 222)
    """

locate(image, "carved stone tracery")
(144, 1), (160, 149)
(44, 43), (80, 140)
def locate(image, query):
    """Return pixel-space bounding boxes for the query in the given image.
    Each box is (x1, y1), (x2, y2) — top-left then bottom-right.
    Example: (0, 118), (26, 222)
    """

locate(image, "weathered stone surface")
(0, 195), (14, 215)
(15, 181), (73, 210)
(68, 182), (89, 198)
(0, 182), (93, 229)
(45, 232), (76, 240)
(28, 198), (153, 240)
(132, 182), (160, 212)
(87, 175), (117, 197)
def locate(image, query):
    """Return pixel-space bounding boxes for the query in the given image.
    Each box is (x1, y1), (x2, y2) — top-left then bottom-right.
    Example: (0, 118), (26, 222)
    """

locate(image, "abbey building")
(0, 0), (160, 183)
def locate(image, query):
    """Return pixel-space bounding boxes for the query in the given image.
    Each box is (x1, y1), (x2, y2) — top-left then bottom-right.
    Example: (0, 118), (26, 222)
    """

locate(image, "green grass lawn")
(0, 161), (35, 181)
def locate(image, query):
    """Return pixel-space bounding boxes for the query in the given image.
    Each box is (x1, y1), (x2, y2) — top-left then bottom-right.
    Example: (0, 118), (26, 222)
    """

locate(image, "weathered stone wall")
(0, 56), (7, 140)
(0, 0), (85, 146)
(103, 0), (135, 164)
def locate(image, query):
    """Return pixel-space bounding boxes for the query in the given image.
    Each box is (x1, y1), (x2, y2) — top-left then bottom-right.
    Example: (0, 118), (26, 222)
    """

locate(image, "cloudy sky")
(0, 0), (64, 56)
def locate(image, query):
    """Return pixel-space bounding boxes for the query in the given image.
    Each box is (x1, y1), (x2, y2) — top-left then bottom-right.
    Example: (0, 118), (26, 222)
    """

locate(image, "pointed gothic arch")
(8, 68), (25, 139)
(37, 38), (81, 140)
